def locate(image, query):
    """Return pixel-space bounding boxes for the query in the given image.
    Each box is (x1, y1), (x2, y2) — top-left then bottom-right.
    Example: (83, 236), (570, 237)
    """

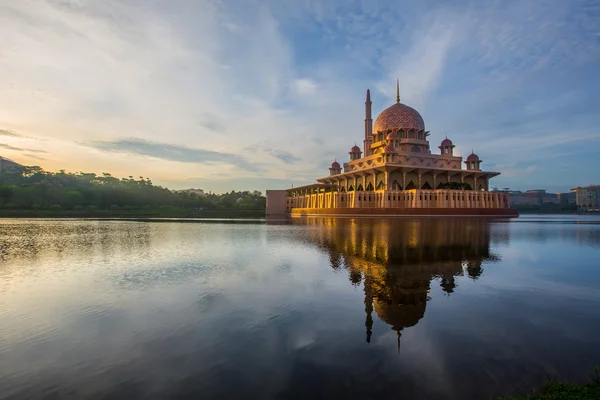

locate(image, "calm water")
(1, 216), (600, 399)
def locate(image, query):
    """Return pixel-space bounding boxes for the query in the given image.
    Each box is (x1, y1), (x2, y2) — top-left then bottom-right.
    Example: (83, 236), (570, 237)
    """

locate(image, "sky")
(0, 0), (599, 193)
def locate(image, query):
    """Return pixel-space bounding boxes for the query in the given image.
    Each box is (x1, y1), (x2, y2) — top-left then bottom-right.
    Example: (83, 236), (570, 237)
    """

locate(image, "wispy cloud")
(245, 143), (302, 164)
(88, 138), (262, 172)
(0, 143), (47, 153)
(0, 129), (22, 137)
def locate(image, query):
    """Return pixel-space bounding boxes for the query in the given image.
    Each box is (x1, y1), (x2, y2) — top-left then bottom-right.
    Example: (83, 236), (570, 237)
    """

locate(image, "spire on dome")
(396, 79), (400, 104)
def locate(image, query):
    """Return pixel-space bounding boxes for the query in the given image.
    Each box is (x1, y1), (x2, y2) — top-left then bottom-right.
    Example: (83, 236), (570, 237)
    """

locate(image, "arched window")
(377, 181), (385, 190)
(409, 130), (414, 139)
(348, 185), (354, 191)
(366, 183), (374, 191)
(421, 182), (432, 190)
(357, 184), (364, 191)
(398, 129), (405, 139)
(406, 181), (417, 190)
(392, 180), (402, 190)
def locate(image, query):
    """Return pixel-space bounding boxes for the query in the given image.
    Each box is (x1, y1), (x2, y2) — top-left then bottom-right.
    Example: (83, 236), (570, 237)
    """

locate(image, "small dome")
(386, 131), (398, 140)
(441, 138), (453, 146)
(350, 145), (361, 153)
(383, 144), (395, 153)
(331, 160), (340, 169)
(467, 152), (479, 161)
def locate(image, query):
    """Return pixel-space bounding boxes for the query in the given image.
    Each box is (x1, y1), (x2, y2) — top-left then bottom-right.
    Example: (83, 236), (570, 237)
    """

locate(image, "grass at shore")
(498, 368), (600, 399)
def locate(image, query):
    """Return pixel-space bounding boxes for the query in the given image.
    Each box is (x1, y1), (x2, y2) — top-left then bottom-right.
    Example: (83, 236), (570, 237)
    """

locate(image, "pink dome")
(374, 103), (425, 133)
(331, 161), (340, 169)
(441, 138), (453, 146)
(386, 131), (398, 140)
(383, 144), (395, 153)
(467, 153), (479, 161)
(350, 145), (361, 153)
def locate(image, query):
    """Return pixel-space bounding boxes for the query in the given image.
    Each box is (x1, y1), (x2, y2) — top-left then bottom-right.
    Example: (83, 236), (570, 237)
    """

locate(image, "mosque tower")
(363, 89), (373, 156)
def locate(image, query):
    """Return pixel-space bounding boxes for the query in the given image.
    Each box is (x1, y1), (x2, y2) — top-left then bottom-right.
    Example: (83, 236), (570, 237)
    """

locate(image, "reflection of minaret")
(364, 272), (373, 343)
(363, 89), (373, 156)
(467, 260), (484, 280)
(440, 273), (457, 294)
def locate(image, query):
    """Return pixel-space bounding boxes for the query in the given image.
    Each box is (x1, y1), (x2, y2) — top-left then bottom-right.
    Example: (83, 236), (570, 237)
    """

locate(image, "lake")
(1, 216), (599, 399)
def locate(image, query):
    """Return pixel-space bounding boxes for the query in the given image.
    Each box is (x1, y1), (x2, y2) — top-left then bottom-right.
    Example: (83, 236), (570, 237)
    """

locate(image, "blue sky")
(0, 0), (599, 193)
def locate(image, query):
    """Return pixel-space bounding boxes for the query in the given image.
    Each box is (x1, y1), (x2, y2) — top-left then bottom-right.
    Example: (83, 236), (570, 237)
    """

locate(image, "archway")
(436, 182), (446, 189)
(357, 184), (364, 191)
(366, 183), (374, 191)
(421, 182), (432, 190)
(392, 180), (402, 190)
(406, 181), (417, 190)
(348, 185), (354, 191)
(377, 181), (385, 190)
(340, 186), (346, 192)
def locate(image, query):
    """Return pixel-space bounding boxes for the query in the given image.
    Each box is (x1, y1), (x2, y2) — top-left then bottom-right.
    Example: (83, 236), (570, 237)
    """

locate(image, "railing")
(285, 189), (510, 210)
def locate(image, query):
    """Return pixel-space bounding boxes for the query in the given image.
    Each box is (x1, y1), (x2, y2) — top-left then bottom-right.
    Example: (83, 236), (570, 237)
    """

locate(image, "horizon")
(1, 1), (599, 193)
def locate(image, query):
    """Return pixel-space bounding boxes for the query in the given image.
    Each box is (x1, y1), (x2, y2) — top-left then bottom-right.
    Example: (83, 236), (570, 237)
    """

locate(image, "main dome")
(374, 103), (425, 133)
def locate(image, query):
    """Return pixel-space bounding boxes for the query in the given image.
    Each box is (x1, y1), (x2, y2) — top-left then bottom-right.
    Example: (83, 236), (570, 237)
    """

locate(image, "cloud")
(198, 113), (226, 133)
(89, 138), (262, 171)
(0, 129), (22, 137)
(23, 154), (45, 161)
(245, 143), (301, 164)
(0, 143), (47, 153)
(293, 79), (318, 96)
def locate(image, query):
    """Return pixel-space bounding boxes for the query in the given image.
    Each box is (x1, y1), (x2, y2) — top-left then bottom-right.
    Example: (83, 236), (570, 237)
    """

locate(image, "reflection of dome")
(331, 160), (340, 169)
(374, 299), (426, 332)
(350, 145), (361, 153)
(467, 152), (479, 161)
(374, 103), (425, 133)
(441, 138), (453, 146)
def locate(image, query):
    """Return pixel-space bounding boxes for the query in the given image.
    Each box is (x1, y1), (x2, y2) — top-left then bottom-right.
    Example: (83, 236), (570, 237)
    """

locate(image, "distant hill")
(0, 157), (24, 174)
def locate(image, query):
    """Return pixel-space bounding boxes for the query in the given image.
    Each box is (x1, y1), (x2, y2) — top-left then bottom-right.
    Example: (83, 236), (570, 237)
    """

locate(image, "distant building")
(508, 191), (541, 205)
(508, 189), (560, 205)
(0, 157), (24, 174)
(557, 192), (576, 205)
(572, 185), (600, 212)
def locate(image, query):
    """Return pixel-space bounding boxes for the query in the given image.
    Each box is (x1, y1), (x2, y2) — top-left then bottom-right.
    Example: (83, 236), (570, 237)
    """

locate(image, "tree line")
(0, 166), (265, 214)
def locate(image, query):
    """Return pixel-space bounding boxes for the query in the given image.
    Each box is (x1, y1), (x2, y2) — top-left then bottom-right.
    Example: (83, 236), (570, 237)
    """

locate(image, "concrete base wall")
(266, 190), (287, 215)
(290, 207), (519, 217)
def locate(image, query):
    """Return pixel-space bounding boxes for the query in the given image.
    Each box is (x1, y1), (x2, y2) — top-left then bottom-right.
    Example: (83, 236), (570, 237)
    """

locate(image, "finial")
(366, 89), (371, 102)
(445, 134), (448, 139)
(472, 148), (474, 154)
(396, 79), (400, 104)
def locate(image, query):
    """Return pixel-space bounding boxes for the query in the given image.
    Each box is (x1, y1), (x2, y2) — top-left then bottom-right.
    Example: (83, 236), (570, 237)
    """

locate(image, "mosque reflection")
(292, 217), (503, 351)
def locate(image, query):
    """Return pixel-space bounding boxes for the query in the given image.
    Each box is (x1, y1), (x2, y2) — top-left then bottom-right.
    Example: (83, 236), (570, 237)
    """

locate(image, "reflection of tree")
(293, 217), (502, 352)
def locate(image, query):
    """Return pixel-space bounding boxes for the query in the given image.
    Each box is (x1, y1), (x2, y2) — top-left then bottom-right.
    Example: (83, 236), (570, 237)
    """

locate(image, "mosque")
(266, 81), (517, 217)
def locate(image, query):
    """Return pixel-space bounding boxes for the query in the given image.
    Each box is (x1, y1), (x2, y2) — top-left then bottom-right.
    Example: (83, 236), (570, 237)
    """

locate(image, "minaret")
(396, 79), (400, 104)
(363, 89), (373, 156)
